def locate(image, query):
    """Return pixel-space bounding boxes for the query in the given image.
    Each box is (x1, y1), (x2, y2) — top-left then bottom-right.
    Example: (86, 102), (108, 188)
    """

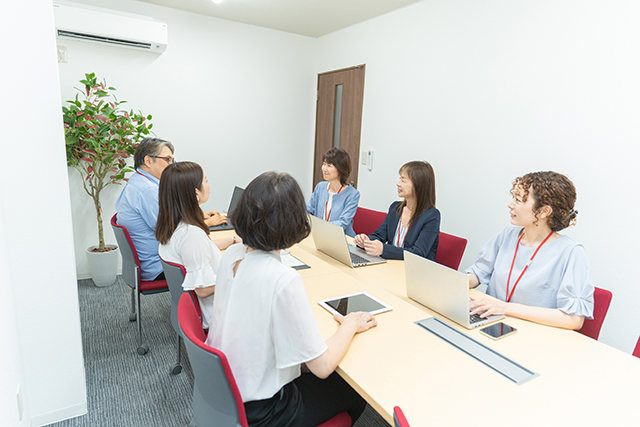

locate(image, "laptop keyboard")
(349, 252), (371, 266)
(469, 312), (486, 325)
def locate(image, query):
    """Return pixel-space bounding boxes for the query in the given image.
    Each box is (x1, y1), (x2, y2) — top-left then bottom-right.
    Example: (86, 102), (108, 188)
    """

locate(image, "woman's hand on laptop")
(469, 296), (507, 318)
(204, 210), (228, 226)
(363, 239), (383, 256)
(353, 234), (369, 248)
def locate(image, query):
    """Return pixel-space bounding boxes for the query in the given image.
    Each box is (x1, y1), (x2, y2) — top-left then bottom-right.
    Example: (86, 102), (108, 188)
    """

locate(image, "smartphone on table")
(479, 322), (517, 340)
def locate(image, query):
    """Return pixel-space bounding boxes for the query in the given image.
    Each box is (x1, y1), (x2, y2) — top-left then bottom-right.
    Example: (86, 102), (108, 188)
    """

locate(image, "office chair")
(177, 294), (352, 427)
(161, 258), (204, 375)
(110, 213), (169, 355)
(576, 287), (612, 341)
(633, 336), (640, 358)
(393, 406), (411, 427)
(352, 207), (386, 236)
(435, 232), (467, 270)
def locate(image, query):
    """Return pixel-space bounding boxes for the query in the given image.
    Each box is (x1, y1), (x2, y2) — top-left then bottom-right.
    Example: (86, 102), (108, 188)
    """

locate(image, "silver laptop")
(404, 251), (504, 329)
(309, 216), (386, 268)
(209, 186), (244, 231)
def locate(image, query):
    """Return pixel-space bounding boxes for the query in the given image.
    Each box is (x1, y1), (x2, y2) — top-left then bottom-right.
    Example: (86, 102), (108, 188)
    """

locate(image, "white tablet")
(318, 291), (393, 316)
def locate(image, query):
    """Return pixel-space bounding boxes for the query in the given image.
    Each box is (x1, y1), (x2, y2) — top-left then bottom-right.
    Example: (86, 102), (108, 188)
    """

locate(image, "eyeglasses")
(152, 156), (175, 164)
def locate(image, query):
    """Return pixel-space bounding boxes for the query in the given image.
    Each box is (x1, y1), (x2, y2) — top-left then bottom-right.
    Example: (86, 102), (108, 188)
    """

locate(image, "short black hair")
(232, 172), (311, 251)
(134, 137), (174, 169)
(322, 148), (351, 185)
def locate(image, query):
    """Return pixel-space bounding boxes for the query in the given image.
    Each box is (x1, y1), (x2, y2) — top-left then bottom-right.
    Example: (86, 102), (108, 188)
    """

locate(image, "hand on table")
(334, 311), (378, 333)
(469, 296), (508, 318)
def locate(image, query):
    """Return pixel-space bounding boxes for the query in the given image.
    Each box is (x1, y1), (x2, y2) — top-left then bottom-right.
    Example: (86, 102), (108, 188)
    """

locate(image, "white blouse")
(206, 245), (327, 402)
(158, 222), (222, 329)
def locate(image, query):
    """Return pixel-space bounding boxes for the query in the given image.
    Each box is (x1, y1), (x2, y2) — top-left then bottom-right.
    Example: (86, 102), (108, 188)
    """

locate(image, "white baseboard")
(31, 402), (87, 427)
(76, 269), (122, 281)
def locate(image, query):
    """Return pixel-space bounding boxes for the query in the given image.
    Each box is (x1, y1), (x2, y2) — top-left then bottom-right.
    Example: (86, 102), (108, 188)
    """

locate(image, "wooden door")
(313, 65), (366, 189)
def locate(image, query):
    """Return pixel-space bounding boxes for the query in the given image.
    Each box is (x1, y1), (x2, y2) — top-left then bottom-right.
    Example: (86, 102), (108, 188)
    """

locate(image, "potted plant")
(63, 72), (153, 287)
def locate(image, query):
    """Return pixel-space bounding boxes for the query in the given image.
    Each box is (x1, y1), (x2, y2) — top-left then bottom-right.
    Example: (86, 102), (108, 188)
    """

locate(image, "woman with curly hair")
(467, 171), (594, 330)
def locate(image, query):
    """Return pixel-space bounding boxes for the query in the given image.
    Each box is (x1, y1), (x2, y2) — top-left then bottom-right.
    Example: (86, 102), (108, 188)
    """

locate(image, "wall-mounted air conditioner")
(53, 2), (168, 54)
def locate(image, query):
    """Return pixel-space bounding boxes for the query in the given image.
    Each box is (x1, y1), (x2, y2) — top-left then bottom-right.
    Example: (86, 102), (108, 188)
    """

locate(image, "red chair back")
(576, 287), (612, 340)
(435, 232), (467, 270)
(110, 213), (166, 292)
(178, 293), (351, 427)
(352, 207), (386, 236)
(393, 406), (411, 427)
(633, 336), (640, 358)
(179, 294), (249, 427)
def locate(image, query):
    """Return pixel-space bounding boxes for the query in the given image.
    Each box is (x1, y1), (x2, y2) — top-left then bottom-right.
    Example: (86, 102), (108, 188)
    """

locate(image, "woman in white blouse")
(207, 172), (377, 427)
(155, 162), (237, 329)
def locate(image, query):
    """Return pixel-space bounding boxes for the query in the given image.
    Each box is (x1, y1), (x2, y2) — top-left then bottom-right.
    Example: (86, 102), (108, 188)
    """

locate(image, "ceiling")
(137, 0), (423, 38)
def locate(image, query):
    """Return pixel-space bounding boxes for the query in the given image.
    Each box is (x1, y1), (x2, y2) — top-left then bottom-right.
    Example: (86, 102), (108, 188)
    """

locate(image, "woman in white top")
(467, 171), (594, 330)
(155, 162), (237, 329)
(207, 172), (377, 427)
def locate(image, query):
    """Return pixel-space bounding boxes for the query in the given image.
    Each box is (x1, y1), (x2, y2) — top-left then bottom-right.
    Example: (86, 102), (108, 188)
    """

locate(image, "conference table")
(215, 231), (640, 426)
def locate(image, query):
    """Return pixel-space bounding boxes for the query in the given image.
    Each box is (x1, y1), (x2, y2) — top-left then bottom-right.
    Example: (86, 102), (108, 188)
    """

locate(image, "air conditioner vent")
(57, 30), (153, 50)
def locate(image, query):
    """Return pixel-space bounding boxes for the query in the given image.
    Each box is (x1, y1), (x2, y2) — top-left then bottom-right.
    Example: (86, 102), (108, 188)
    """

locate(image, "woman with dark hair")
(155, 162), (237, 329)
(307, 148), (360, 237)
(467, 171), (594, 330)
(354, 161), (440, 260)
(207, 172), (376, 427)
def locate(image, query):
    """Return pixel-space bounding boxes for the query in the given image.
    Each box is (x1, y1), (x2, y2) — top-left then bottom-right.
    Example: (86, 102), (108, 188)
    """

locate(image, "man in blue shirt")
(116, 138), (175, 281)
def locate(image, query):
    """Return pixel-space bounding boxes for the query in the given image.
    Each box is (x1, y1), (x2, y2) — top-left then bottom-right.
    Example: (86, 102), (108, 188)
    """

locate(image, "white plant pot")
(86, 245), (119, 287)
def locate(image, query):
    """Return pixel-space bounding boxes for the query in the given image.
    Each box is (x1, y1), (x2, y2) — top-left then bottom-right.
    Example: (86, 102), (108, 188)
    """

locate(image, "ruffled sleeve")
(179, 226), (222, 291)
(556, 245), (595, 318)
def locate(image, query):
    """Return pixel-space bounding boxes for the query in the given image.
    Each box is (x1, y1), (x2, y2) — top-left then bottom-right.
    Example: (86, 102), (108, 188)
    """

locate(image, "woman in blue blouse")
(307, 148), (360, 237)
(354, 161), (440, 260)
(467, 171), (594, 330)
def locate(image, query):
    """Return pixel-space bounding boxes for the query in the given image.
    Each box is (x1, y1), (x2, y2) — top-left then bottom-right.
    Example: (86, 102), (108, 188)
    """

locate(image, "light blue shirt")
(115, 168), (162, 281)
(306, 181), (360, 237)
(466, 227), (594, 318)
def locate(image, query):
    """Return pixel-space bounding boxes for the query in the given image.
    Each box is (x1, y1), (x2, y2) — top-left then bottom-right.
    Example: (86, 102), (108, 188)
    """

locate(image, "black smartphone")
(479, 322), (517, 340)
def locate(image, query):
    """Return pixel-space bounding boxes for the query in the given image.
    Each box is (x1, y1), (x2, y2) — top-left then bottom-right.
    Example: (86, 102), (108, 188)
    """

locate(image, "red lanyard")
(505, 230), (554, 302)
(136, 170), (154, 183)
(394, 219), (410, 247)
(324, 184), (344, 221)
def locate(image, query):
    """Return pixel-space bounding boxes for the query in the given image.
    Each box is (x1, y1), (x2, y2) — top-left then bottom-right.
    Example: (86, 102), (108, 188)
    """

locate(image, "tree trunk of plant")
(93, 191), (105, 252)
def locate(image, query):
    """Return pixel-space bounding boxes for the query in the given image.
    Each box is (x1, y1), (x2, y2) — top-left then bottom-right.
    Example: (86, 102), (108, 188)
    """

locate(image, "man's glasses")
(152, 156), (175, 164)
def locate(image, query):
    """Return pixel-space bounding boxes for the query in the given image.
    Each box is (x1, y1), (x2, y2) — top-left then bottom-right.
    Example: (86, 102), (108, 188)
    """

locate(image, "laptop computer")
(404, 251), (504, 329)
(309, 216), (386, 268)
(209, 186), (244, 231)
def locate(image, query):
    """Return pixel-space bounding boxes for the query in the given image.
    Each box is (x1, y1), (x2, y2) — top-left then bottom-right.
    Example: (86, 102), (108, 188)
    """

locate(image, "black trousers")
(244, 372), (366, 427)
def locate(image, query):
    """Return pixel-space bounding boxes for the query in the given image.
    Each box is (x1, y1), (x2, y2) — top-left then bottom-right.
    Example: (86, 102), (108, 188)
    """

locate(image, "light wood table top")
(298, 238), (640, 427)
(213, 230), (640, 426)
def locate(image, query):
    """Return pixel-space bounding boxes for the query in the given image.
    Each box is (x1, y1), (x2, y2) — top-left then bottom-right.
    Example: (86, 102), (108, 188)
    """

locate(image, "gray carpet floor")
(48, 277), (390, 426)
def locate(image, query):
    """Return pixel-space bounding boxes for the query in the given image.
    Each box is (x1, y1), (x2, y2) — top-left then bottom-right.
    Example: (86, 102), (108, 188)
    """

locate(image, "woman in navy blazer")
(354, 161), (440, 260)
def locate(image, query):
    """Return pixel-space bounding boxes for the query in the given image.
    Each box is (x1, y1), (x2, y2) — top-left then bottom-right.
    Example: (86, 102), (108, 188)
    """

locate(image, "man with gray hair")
(116, 138), (175, 281)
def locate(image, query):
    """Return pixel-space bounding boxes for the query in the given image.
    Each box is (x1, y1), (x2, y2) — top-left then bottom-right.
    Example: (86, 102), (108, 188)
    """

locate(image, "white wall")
(316, 0), (640, 352)
(0, 0), (86, 425)
(60, 0), (318, 278)
(59, 0), (640, 355)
